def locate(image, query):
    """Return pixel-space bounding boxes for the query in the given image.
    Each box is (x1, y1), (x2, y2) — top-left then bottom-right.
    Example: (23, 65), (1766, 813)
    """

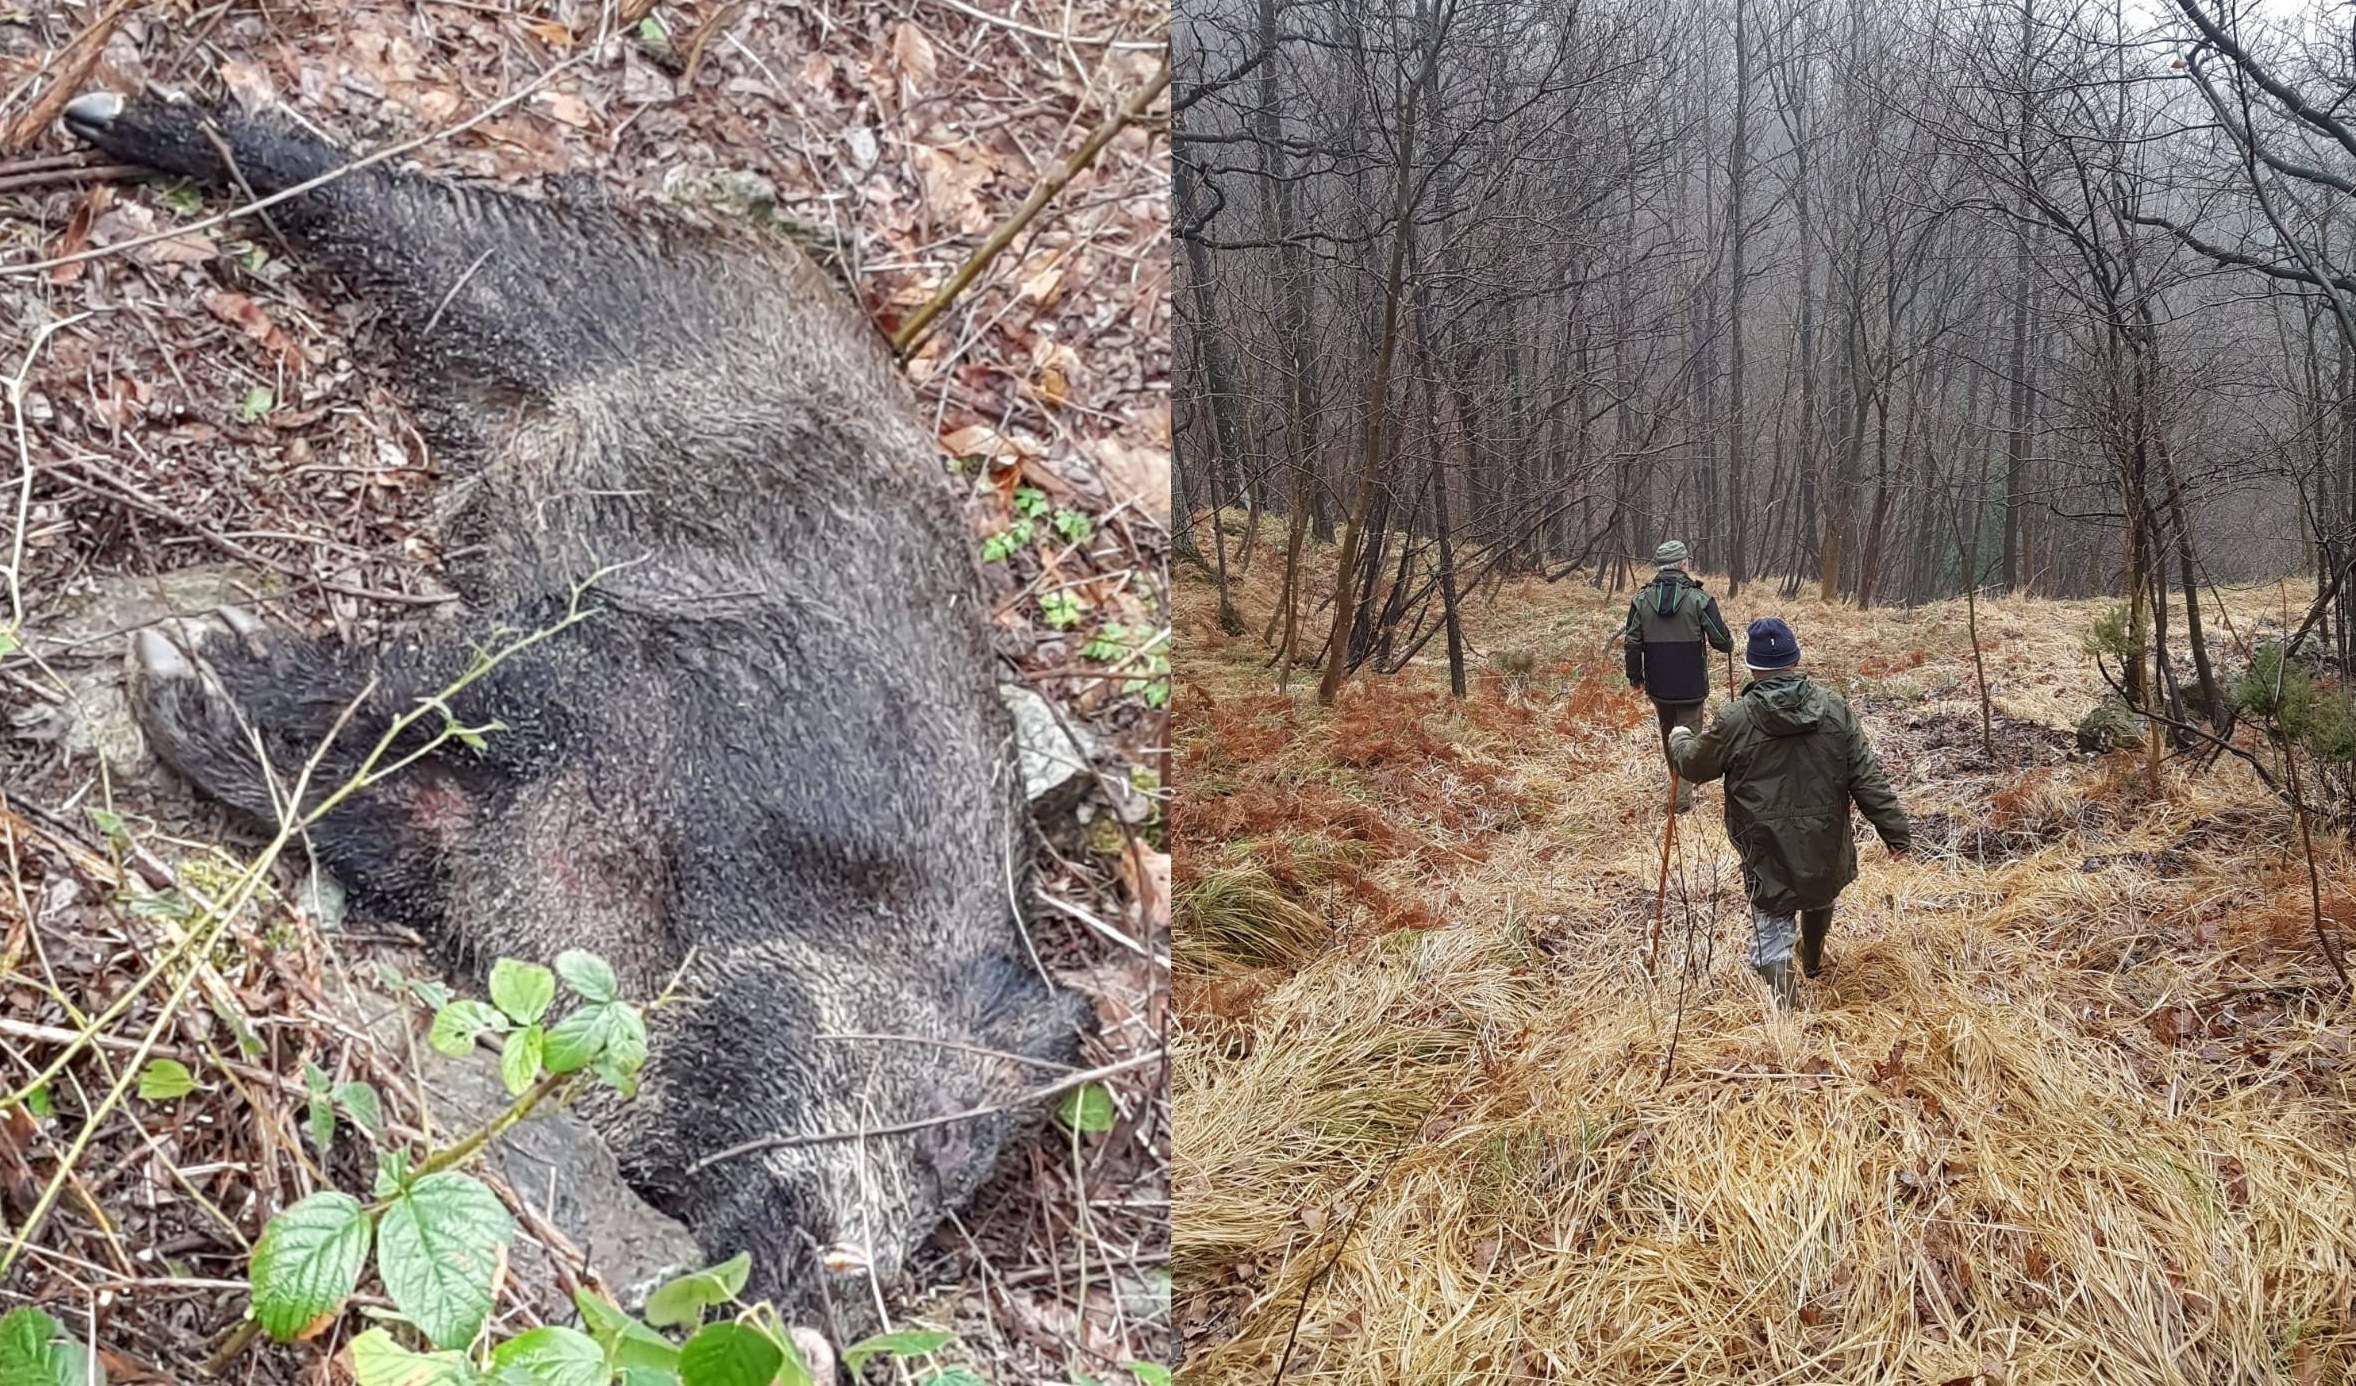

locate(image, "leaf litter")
(0, 0), (1167, 1379)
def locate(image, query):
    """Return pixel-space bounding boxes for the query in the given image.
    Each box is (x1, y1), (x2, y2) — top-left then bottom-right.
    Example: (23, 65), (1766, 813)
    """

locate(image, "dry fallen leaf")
(48, 190), (99, 285)
(408, 86), (461, 123)
(220, 58), (276, 112)
(890, 21), (939, 89)
(202, 291), (296, 358)
(909, 144), (993, 234)
(1121, 842), (1169, 936)
(533, 89), (596, 129)
(0, 1104), (37, 1213)
(2147, 1004), (2201, 1046)
(1088, 436), (1169, 522)
(621, 47), (675, 106)
(1020, 262), (1066, 307)
(942, 423), (1017, 464)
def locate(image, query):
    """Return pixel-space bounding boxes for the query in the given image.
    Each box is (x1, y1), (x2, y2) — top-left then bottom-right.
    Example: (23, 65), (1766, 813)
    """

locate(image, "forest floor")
(0, 2), (1167, 1382)
(1173, 530), (2356, 1384)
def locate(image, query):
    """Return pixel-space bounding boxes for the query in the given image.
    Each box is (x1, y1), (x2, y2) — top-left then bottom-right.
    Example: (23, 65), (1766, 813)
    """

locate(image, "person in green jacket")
(1668, 617), (1911, 1007)
(1623, 540), (1734, 813)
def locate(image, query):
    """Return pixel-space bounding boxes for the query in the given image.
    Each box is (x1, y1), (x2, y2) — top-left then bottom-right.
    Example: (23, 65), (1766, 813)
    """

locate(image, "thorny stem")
(411, 1070), (581, 1182)
(203, 1320), (264, 1375)
(286, 561), (631, 830)
(890, 54), (1170, 357)
(411, 952), (697, 1183)
(206, 959), (696, 1375)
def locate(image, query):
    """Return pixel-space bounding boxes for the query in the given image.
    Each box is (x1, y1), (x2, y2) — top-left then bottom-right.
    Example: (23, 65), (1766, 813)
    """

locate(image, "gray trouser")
(1750, 906), (1836, 971)
(1653, 699), (1705, 810)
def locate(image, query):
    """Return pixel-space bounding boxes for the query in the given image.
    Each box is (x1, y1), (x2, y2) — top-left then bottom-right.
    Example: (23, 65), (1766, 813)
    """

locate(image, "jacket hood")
(1647, 568), (1696, 615)
(1747, 673), (1824, 736)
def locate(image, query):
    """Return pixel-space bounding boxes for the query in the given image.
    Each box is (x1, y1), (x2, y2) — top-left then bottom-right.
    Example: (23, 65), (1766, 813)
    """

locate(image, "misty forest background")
(1172, 0), (2356, 749)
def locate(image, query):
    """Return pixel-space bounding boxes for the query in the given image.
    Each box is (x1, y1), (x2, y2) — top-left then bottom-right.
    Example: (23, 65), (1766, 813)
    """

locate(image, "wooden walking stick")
(1647, 769), (1679, 976)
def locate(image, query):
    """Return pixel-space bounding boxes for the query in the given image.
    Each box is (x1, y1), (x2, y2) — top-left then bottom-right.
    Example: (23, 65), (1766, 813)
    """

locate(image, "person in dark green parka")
(1668, 617), (1911, 1007)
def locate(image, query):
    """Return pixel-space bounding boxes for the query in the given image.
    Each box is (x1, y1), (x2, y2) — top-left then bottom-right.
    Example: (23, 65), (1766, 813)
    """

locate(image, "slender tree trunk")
(1175, 134), (1246, 634)
(1318, 0), (1449, 704)
(1726, 0), (1753, 594)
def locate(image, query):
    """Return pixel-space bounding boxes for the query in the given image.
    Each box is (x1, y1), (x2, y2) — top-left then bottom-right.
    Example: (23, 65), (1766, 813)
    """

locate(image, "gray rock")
(8, 567), (261, 792)
(298, 864), (346, 933)
(1001, 683), (1099, 802)
(29, 566), (256, 652)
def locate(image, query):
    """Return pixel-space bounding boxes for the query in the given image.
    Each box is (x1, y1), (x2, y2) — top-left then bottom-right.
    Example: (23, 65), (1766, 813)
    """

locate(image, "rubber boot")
(1797, 909), (1832, 979)
(1753, 957), (1798, 1009)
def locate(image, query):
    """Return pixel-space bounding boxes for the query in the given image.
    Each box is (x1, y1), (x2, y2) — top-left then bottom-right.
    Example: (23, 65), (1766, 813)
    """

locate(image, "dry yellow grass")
(1173, 537), (2356, 1384)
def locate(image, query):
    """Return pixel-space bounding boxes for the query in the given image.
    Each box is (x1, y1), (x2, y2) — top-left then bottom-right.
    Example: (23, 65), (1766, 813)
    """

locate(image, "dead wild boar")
(64, 88), (1084, 1329)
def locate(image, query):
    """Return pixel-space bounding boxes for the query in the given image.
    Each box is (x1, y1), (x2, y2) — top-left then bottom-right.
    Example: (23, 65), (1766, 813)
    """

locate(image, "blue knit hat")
(1744, 617), (1801, 671)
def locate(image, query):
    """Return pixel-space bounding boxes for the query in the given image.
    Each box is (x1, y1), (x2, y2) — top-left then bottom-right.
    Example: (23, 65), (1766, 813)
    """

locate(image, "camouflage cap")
(1654, 540), (1689, 568)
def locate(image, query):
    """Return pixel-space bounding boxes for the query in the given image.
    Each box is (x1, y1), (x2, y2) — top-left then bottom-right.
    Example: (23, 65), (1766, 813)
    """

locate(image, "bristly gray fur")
(70, 91), (1085, 1334)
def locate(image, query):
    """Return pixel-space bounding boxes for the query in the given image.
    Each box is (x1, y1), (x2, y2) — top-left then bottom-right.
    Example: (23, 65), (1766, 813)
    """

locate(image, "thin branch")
(892, 54), (1171, 356)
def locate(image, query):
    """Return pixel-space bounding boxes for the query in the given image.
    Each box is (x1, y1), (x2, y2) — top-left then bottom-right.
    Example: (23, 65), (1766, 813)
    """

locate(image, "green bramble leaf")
(486, 1324), (607, 1386)
(676, 1321), (781, 1386)
(501, 1025), (545, 1097)
(573, 1290), (680, 1376)
(302, 1063), (335, 1153)
(428, 999), (508, 1057)
(335, 1082), (384, 1144)
(345, 1326), (473, 1386)
(249, 1191), (372, 1342)
(1056, 1083), (1116, 1134)
(87, 807), (125, 844)
(0, 1306), (101, 1386)
(642, 1251), (754, 1328)
(1081, 625), (1127, 662)
(375, 1172), (514, 1350)
(842, 1328), (954, 1371)
(1039, 590), (1083, 629)
(554, 950), (618, 1004)
(375, 1147), (412, 1199)
(137, 1058), (197, 1101)
(307, 1093), (336, 1155)
(542, 1003), (615, 1075)
(489, 960), (557, 1026)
